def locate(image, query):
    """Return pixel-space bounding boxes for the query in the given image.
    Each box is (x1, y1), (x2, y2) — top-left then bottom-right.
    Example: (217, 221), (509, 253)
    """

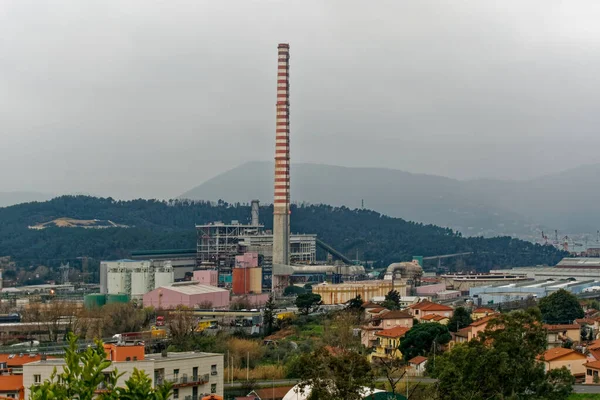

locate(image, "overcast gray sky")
(2, 0), (600, 199)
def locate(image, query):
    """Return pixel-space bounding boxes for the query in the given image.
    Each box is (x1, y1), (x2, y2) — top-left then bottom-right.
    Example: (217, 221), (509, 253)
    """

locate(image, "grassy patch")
(569, 394), (600, 400)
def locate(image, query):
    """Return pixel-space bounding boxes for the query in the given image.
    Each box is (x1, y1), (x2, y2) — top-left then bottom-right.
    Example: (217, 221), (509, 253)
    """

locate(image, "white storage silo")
(130, 268), (150, 301)
(107, 268), (126, 294)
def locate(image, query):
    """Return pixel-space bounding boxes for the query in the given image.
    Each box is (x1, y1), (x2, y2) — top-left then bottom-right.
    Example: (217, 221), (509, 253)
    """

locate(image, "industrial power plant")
(95, 43), (424, 308)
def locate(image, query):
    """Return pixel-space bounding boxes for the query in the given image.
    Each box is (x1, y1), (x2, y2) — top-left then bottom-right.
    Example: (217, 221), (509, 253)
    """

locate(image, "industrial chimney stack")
(272, 43), (291, 267)
(251, 200), (260, 227)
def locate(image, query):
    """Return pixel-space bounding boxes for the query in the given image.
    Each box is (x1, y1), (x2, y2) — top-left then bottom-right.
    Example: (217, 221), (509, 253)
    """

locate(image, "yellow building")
(313, 280), (406, 305)
(471, 307), (495, 321)
(369, 326), (411, 362)
(538, 348), (587, 378)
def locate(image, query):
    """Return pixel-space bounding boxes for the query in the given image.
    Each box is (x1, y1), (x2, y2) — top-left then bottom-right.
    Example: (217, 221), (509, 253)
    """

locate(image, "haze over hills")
(0, 192), (53, 208)
(180, 161), (600, 236)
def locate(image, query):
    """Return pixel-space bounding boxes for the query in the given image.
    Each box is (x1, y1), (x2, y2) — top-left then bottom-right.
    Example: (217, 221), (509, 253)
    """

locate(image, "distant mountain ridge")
(180, 161), (600, 235)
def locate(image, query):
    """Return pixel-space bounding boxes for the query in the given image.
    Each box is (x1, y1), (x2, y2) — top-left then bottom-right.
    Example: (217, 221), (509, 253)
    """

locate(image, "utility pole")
(247, 351), (249, 381)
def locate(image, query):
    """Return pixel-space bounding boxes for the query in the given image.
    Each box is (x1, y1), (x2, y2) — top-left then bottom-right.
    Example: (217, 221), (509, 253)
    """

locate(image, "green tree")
(263, 294), (276, 335)
(399, 322), (451, 361)
(295, 347), (374, 400)
(430, 310), (574, 400)
(346, 295), (364, 311)
(539, 289), (584, 324)
(447, 307), (472, 332)
(381, 290), (401, 310)
(30, 333), (172, 400)
(284, 285), (306, 296)
(296, 293), (322, 315)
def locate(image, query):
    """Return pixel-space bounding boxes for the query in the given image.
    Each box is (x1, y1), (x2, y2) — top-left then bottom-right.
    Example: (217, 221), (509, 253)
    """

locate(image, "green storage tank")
(84, 294), (106, 309)
(105, 294), (130, 304)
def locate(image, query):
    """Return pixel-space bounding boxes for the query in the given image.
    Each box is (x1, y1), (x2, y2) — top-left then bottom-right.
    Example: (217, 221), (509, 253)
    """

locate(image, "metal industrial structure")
(196, 221), (316, 274)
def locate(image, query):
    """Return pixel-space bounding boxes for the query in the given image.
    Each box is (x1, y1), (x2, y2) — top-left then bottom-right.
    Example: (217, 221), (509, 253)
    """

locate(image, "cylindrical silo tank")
(107, 270), (126, 294)
(154, 271), (173, 289)
(232, 268), (251, 295)
(249, 267), (262, 294)
(130, 270), (149, 299)
(84, 294), (106, 309)
(106, 294), (130, 305)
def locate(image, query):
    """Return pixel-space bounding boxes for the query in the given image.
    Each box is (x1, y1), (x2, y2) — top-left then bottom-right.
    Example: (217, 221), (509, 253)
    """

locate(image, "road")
(224, 377), (437, 389)
(574, 384), (600, 394)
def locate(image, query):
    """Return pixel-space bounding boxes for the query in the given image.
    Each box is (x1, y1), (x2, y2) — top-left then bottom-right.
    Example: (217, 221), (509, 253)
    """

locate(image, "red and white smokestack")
(272, 43), (290, 268)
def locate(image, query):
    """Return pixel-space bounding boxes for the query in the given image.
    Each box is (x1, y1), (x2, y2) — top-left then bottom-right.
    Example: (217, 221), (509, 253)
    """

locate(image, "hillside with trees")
(0, 196), (566, 274)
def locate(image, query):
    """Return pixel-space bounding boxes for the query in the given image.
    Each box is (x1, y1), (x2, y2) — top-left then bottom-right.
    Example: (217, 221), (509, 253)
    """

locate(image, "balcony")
(168, 374), (210, 387)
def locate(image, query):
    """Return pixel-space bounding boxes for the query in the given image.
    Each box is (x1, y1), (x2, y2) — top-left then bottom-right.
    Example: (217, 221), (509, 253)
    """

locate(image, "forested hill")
(0, 196), (566, 270)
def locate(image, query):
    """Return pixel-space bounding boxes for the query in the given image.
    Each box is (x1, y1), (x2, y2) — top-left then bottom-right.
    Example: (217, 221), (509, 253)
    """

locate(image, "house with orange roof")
(538, 348), (587, 379)
(472, 307), (495, 321)
(544, 324), (581, 349)
(0, 353), (54, 400)
(451, 315), (495, 345)
(420, 314), (449, 325)
(407, 356), (428, 376)
(369, 326), (411, 362)
(361, 310), (413, 349)
(584, 360), (600, 384)
(408, 301), (453, 322)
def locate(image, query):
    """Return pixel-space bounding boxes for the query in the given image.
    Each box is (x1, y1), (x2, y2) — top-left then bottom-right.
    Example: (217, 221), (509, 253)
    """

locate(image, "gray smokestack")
(251, 200), (260, 226)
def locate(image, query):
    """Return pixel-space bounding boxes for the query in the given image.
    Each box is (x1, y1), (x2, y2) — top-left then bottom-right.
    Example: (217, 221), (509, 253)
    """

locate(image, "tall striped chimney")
(272, 43), (290, 267)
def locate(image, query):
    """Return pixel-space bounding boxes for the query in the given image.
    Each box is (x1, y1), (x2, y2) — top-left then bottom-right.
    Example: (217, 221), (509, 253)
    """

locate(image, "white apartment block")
(23, 348), (223, 400)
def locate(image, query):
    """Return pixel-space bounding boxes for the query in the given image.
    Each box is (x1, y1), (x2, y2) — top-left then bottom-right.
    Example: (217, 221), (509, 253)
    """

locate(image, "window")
(193, 366), (198, 379)
(173, 388), (179, 399)
(588, 369), (593, 376)
(173, 369), (179, 379)
(211, 364), (217, 375)
(34, 374), (41, 384)
(211, 383), (217, 393)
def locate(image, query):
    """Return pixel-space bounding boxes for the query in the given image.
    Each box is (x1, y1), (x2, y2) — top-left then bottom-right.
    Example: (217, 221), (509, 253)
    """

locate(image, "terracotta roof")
(585, 360), (600, 370)
(375, 326), (411, 338)
(368, 307), (386, 314)
(543, 324), (580, 332)
(589, 348), (600, 361)
(470, 315), (495, 327)
(409, 300), (453, 312)
(378, 310), (413, 320)
(408, 356), (428, 365)
(421, 314), (447, 322)
(473, 307), (495, 314)
(589, 339), (600, 349)
(539, 348), (585, 362)
(0, 374), (23, 392)
(0, 353), (51, 367)
(576, 318), (595, 325)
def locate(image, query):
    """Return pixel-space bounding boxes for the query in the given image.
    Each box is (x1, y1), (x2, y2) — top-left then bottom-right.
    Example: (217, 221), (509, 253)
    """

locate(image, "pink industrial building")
(143, 282), (229, 309)
(415, 283), (446, 296)
(235, 252), (259, 268)
(193, 270), (218, 286)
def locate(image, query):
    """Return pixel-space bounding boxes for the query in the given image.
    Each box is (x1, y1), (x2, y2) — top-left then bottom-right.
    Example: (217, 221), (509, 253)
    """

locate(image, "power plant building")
(313, 280), (406, 305)
(100, 260), (174, 302)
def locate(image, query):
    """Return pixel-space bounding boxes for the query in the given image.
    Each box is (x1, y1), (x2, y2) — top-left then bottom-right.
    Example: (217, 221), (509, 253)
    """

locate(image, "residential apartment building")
(23, 343), (223, 400)
(0, 353), (51, 399)
(452, 315), (495, 345)
(369, 326), (410, 362)
(544, 324), (580, 349)
(361, 310), (413, 349)
(408, 301), (453, 322)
